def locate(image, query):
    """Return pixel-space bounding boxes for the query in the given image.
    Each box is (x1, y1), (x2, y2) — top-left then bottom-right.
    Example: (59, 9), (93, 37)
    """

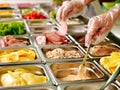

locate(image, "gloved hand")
(57, 0), (85, 21)
(85, 4), (120, 47)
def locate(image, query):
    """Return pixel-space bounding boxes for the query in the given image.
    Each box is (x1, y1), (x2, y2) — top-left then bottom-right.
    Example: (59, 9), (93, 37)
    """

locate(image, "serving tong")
(100, 66), (120, 90)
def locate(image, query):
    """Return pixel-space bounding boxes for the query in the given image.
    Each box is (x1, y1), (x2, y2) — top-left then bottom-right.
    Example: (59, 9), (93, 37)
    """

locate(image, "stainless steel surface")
(0, 19), (30, 36)
(26, 19), (53, 26)
(29, 25), (57, 35)
(100, 66), (120, 90)
(39, 44), (84, 63)
(0, 64), (53, 89)
(80, 43), (120, 59)
(58, 82), (120, 90)
(0, 1), (119, 90)
(46, 61), (107, 85)
(0, 46), (42, 65)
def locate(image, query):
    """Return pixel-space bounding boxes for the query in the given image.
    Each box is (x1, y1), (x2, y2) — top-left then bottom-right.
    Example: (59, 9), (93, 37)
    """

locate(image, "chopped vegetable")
(23, 11), (47, 19)
(49, 11), (56, 19)
(0, 21), (26, 36)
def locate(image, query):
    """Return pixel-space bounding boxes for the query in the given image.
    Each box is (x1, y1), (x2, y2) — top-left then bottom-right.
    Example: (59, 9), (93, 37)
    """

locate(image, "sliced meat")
(78, 36), (85, 43)
(45, 32), (68, 44)
(36, 35), (46, 45)
(3, 35), (29, 47)
(0, 38), (5, 48)
(89, 45), (119, 56)
(57, 20), (67, 36)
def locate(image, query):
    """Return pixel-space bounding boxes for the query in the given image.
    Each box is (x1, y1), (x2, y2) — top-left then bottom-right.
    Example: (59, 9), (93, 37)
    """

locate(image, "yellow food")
(0, 49), (36, 62)
(1, 68), (47, 86)
(0, 3), (11, 7)
(0, 11), (13, 15)
(100, 52), (120, 74)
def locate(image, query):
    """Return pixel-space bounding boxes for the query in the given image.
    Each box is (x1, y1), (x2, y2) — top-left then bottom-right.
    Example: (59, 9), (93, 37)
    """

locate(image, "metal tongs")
(100, 66), (120, 90)
(77, 43), (92, 78)
(83, 43), (91, 63)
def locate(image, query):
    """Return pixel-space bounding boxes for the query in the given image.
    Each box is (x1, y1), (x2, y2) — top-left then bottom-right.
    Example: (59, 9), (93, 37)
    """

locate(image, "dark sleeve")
(99, 0), (115, 3)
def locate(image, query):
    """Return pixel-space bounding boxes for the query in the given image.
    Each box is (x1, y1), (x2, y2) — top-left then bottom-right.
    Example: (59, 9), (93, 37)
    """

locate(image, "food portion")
(0, 3), (11, 7)
(0, 21), (26, 36)
(0, 48), (36, 62)
(67, 18), (84, 25)
(1, 68), (47, 86)
(0, 10), (13, 15)
(45, 48), (83, 59)
(36, 31), (69, 45)
(51, 62), (103, 81)
(17, 3), (35, 9)
(89, 45), (119, 56)
(0, 15), (19, 20)
(100, 52), (120, 74)
(22, 9), (47, 19)
(27, 20), (52, 26)
(0, 35), (29, 47)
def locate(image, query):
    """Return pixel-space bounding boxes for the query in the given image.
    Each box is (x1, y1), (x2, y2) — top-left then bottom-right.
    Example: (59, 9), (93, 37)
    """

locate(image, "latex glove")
(85, 4), (120, 47)
(57, 0), (85, 21)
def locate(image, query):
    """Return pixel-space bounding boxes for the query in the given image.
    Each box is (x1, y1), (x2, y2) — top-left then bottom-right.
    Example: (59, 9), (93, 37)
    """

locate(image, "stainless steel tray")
(26, 19), (53, 26)
(0, 14), (21, 21)
(58, 82), (120, 90)
(29, 25), (57, 35)
(39, 2), (55, 13)
(0, 64), (53, 90)
(38, 44), (84, 63)
(80, 43), (120, 59)
(0, 35), (33, 48)
(0, 46), (42, 65)
(93, 60), (120, 83)
(0, 19), (30, 37)
(46, 61), (108, 85)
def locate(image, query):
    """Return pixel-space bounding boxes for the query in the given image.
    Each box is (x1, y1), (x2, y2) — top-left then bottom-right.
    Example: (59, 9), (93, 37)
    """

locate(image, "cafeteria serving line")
(0, 0), (119, 90)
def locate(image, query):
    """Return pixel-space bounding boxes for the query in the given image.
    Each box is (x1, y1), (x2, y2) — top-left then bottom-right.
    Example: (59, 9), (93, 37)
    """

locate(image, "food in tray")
(60, 65), (99, 81)
(17, 3), (34, 9)
(89, 45), (119, 56)
(0, 35), (29, 47)
(36, 31), (68, 45)
(1, 68), (46, 86)
(28, 20), (52, 26)
(0, 3), (11, 7)
(0, 48), (36, 62)
(22, 9), (47, 19)
(0, 21), (26, 36)
(67, 18), (84, 25)
(52, 0), (64, 6)
(45, 48), (83, 59)
(0, 15), (19, 20)
(0, 10), (13, 15)
(51, 62), (103, 81)
(49, 11), (56, 19)
(100, 52), (120, 74)
(71, 34), (108, 43)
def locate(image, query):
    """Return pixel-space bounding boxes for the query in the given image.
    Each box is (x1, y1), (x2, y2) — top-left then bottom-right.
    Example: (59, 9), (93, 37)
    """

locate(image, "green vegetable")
(49, 11), (57, 19)
(0, 21), (26, 36)
(54, 0), (62, 3)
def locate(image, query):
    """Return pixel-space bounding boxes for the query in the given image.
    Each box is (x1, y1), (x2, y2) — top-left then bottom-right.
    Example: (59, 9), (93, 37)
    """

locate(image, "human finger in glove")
(56, 0), (93, 36)
(85, 4), (120, 47)
(57, 0), (93, 21)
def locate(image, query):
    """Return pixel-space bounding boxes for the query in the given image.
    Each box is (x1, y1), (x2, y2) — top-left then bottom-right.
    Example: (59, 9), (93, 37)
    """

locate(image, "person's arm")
(57, 0), (94, 21)
(85, 4), (120, 46)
